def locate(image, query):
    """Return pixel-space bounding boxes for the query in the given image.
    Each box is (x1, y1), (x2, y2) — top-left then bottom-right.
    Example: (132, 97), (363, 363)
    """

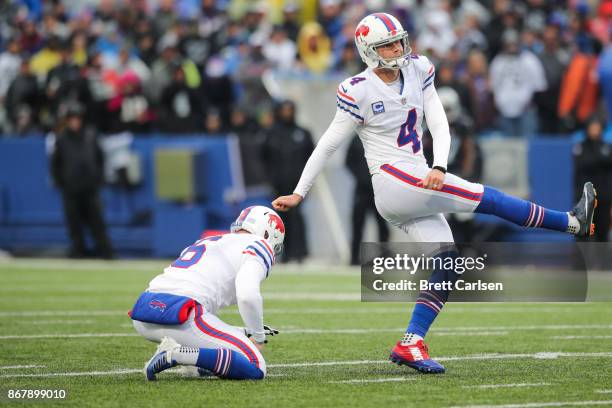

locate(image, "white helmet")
(230, 206), (285, 256)
(354, 13), (411, 69)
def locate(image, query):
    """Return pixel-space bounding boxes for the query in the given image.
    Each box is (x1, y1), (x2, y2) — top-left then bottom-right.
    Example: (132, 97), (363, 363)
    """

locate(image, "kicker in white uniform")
(272, 12), (596, 374)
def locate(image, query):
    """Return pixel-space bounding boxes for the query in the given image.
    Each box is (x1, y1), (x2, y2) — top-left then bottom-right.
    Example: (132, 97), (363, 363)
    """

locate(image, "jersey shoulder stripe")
(254, 240), (274, 266)
(337, 96), (359, 110)
(337, 89), (356, 103)
(245, 245), (271, 275)
(337, 103), (365, 122)
(336, 73), (368, 124)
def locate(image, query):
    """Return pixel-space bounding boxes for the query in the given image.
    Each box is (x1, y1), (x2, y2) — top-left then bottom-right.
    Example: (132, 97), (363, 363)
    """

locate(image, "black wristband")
(433, 166), (447, 174)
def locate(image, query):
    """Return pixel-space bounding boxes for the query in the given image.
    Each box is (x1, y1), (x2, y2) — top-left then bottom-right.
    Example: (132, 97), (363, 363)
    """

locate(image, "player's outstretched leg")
(390, 250), (458, 374)
(475, 182), (597, 236)
(145, 337), (264, 381)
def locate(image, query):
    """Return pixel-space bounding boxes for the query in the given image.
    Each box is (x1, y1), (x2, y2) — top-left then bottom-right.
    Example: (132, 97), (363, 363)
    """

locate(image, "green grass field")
(1, 258), (612, 407)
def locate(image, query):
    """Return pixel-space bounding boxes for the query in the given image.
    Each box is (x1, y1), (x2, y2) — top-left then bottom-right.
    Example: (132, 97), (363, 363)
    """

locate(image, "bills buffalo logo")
(268, 214), (285, 234)
(149, 300), (167, 312)
(355, 24), (369, 39)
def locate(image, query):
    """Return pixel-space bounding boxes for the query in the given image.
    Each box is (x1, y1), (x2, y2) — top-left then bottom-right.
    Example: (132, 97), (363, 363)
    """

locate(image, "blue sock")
(406, 251), (459, 338)
(475, 186), (569, 232)
(195, 348), (264, 380)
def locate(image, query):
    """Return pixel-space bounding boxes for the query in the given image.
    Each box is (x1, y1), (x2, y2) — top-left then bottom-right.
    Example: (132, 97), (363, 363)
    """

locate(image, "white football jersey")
(146, 233), (275, 315)
(336, 54), (436, 173)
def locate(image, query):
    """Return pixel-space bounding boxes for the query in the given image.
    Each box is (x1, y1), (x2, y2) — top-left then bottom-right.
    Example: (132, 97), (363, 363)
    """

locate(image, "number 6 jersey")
(146, 233), (275, 316)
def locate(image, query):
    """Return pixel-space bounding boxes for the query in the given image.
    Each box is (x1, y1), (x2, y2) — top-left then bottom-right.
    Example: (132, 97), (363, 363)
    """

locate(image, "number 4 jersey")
(146, 233), (275, 315)
(293, 54), (450, 198)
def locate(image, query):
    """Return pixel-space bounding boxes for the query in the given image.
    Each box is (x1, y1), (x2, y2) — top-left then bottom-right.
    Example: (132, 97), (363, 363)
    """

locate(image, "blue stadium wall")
(0, 136), (271, 257)
(0, 136), (575, 257)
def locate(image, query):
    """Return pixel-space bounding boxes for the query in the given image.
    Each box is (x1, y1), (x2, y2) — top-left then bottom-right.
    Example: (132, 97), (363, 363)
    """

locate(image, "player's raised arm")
(272, 110), (357, 212)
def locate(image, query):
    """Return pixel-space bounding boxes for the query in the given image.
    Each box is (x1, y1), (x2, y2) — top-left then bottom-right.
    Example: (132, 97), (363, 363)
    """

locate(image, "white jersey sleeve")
(235, 256), (267, 342)
(293, 109), (357, 198)
(412, 55), (451, 169)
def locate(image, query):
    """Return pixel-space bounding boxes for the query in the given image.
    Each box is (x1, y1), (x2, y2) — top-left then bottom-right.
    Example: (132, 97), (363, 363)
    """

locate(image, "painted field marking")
(462, 383), (551, 389)
(0, 365), (46, 370)
(30, 320), (95, 325)
(0, 369), (142, 378)
(0, 333), (138, 340)
(1, 306), (609, 317)
(2, 352), (612, 379)
(450, 401), (612, 408)
(551, 335), (612, 340)
(0, 311), (125, 317)
(329, 377), (415, 384)
(6, 322), (612, 340)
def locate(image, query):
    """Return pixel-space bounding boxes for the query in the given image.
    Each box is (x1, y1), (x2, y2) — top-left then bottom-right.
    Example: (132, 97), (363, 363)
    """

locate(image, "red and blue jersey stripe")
(254, 240), (274, 265)
(337, 88), (359, 109)
(336, 86), (364, 122)
(422, 65), (435, 91)
(243, 240), (274, 276)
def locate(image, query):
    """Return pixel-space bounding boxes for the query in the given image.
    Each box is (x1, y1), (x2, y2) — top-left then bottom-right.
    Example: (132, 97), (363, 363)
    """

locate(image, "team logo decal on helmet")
(354, 13), (412, 69)
(231, 206), (285, 256)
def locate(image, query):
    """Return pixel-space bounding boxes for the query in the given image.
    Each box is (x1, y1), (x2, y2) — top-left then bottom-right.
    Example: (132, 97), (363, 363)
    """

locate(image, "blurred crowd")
(0, 0), (610, 138)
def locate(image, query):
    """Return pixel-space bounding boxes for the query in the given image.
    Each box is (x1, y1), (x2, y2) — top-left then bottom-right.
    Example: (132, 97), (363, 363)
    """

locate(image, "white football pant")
(133, 306), (266, 375)
(373, 161), (484, 243)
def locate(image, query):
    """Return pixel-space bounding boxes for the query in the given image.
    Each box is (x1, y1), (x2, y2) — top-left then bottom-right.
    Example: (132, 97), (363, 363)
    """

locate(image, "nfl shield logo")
(401, 97), (407, 105)
(372, 101), (385, 115)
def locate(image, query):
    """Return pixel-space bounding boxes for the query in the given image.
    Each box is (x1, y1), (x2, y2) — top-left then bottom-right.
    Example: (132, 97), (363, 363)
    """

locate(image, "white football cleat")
(144, 336), (180, 381)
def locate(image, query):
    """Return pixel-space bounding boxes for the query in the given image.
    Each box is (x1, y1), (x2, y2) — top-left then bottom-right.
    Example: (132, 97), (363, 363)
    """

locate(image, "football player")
(272, 13), (596, 374)
(130, 206), (284, 380)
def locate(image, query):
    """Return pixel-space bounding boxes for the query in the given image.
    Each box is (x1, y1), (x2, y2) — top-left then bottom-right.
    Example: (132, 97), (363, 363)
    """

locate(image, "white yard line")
(2, 352), (612, 379)
(0, 329), (509, 339)
(29, 320), (95, 325)
(0, 258), (358, 276)
(270, 352), (612, 368)
(265, 293), (360, 301)
(0, 333), (138, 340)
(269, 360), (382, 368)
(280, 328), (509, 336)
(6, 322), (612, 340)
(0, 310), (125, 317)
(595, 390), (612, 394)
(451, 401), (612, 408)
(0, 307), (608, 318)
(0, 369), (142, 378)
(551, 335), (612, 340)
(329, 377), (415, 384)
(462, 383), (551, 389)
(433, 324), (612, 332)
(0, 365), (46, 370)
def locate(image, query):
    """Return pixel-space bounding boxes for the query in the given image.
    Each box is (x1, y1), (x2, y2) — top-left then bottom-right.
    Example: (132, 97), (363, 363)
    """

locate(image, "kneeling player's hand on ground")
(417, 169), (445, 191)
(272, 194), (303, 211)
